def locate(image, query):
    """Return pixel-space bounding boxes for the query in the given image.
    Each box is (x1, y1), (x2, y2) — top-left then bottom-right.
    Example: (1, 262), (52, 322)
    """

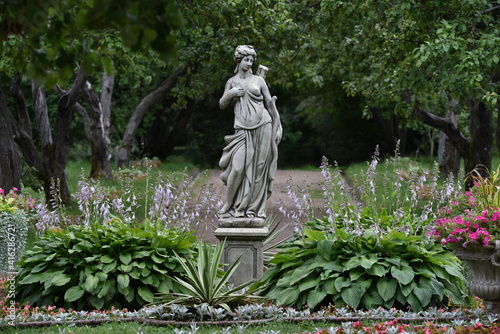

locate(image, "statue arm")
(220, 78), (241, 110)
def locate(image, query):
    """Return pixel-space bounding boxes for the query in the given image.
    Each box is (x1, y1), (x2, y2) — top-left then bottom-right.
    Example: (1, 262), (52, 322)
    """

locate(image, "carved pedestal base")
(215, 221), (269, 286)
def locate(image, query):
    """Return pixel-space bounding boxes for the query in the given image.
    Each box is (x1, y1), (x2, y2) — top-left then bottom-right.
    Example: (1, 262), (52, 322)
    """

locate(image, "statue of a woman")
(218, 45), (282, 220)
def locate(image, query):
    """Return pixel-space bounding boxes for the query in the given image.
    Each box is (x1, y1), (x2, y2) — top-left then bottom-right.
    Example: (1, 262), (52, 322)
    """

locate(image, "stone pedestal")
(215, 218), (268, 286)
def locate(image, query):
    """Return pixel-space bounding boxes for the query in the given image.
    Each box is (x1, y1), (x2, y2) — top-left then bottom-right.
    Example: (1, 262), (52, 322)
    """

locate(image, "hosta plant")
(15, 220), (195, 310)
(255, 227), (471, 311)
(154, 241), (263, 314)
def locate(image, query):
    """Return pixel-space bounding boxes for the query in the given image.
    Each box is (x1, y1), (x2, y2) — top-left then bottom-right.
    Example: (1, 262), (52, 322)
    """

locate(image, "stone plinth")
(215, 223), (268, 286)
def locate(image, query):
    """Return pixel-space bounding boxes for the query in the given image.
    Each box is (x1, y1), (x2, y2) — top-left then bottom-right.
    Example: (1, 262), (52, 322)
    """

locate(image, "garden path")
(193, 169), (328, 244)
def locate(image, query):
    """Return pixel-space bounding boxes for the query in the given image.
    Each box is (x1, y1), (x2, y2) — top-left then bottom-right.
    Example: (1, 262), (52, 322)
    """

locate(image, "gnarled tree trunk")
(0, 87), (22, 192)
(116, 64), (188, 167)
(438, 98), (461, 178)
(412, 97), (492, 189)
(71, 71), (114, 179)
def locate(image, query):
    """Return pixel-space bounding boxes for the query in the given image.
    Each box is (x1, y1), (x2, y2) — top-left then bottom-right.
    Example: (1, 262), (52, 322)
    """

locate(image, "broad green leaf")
(103, 262), (117, 273)
(317, 240), (335, 261)
(334, 277), (351, 291)
(119, 253), (132, 265)
(151, 253), (164, 264)
(101, 255), (115, 263)
(344, 256), (362, 270)
(117, 274), (130, 289)
(64, 286), (84, 302)
(340, 282), (362, 309)
(359, 254), (379, 269)
(138, 286), (154, 303)
(290, 267), (314, 285)
(362, 289), (385, 309)
(124, 287), (135, 303)
(85, 274), (100, 292)
(304, 229), (325, 241)
(98, 280), (112, 298)
(324, 278), (338, 294)
(20, 273), (43, 285)
(120, 264), (133, 272)
(422, 277), (444, 298)
(400, 282), (414, 297)
(51, 274), (71, 287)
(299, 276), (320, 292)
(349, 268), (365, 281)
(407, 292), (423, 312)
(367, 263), (389, 277)
(45, 253), (57, 261)
(413, 282), (432, 307)
(307, 285), (327, 309)
(391, 265), (415, 285)
(90, 295), (105, 309)
(276, 286), (300, 306)
(132, 251), (150, 259)
(95, 271), (108, 281)
(377, 277), (398, 302)
(30, 263), (47, 273)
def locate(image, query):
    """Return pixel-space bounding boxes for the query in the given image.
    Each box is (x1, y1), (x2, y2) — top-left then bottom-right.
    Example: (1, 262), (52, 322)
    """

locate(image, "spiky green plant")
(154, 241), (263, 313)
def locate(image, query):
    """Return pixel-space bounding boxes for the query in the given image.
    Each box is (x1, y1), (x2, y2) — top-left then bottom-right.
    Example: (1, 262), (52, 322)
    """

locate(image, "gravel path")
(194, 169), (327, 243)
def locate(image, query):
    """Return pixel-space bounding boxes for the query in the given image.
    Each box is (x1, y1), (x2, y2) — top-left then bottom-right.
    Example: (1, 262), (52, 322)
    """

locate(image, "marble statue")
(218, 45), (282, 222)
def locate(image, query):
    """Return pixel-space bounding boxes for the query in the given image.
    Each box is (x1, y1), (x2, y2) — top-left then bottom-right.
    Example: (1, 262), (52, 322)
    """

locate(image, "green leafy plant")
(154, 241), (263, 313)
(466, 165), (500, 210)
(255, 227), (471, 311)
(15, 220), (195, 310)
(0, 188), (34, 272)
(0, 211), (28, 272)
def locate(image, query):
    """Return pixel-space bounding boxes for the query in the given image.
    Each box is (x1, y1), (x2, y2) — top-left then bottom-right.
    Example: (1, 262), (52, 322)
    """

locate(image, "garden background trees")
(0, 0), (183, 202)
(1, 0), (499, 200)
(313, 0), (500, 179)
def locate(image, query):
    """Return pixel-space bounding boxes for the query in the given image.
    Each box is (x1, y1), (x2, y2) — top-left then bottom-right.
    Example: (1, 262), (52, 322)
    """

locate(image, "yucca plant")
(154, 240), (263, 314)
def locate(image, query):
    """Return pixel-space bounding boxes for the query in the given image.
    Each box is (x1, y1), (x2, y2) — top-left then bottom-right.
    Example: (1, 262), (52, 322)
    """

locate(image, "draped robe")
(219, 79), (278, 218)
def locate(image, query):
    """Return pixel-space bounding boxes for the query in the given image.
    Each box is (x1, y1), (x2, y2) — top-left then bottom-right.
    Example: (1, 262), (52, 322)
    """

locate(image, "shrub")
(256, 227), (471, 311)
(0, 188), (34, 273)
(15, 221), (195, 310)
(0, 211), (29, 272)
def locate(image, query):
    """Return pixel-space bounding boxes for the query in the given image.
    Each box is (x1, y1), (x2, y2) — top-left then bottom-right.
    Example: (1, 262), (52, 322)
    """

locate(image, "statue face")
(239, 56), (254, 72)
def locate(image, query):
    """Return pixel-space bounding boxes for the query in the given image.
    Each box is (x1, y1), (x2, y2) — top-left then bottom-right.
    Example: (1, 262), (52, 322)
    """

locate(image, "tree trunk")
(412, 97), (492, 189)
(72, 72), (114, 179)
(438, 98), (461, 178)
(51, 68), (88, 203)
(464, 99), (493, 187)
(116, 64), (188, 167)
(0, 87), (22, 192)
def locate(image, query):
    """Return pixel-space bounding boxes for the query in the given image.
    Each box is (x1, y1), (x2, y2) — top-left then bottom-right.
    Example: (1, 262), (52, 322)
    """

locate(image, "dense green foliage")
(0, 211), (28, 272)
(257, 228), (470, 311)
(15, 222), (195, 310)
(0, 0), (182, 85)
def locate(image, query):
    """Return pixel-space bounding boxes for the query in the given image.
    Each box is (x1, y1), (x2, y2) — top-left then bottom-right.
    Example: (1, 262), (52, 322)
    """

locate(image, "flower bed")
(1, 286), (499, 333)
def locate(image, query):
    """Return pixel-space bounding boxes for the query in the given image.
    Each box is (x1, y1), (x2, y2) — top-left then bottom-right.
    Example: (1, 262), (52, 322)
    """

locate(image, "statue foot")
(234, 210), (245, 218)
(218, 210), (233, 218)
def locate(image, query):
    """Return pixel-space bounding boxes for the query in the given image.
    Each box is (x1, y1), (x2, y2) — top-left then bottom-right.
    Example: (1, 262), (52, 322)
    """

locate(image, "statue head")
(233, 45), (257, 73)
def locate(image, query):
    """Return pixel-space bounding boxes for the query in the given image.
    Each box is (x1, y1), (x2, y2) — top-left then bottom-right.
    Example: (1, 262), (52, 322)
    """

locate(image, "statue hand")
(276, 123), (283, 144)
(230, 87), (245, 98)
